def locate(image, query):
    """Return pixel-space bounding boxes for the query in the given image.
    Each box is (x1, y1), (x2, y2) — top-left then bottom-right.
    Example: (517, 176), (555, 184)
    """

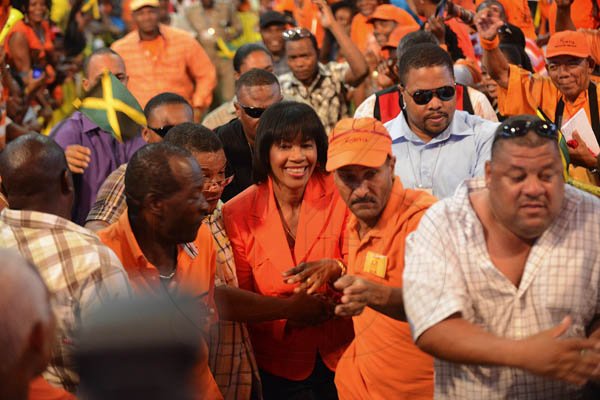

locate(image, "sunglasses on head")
(149, 125), (174, 138)
(283, 27), (312, 41)
(405, 85), (456, 105)
(498, 119), (558, 139)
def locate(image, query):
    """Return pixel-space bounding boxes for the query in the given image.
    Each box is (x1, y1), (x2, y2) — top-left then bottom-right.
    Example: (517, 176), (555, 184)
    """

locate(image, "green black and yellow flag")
(73, 70), (146, 143)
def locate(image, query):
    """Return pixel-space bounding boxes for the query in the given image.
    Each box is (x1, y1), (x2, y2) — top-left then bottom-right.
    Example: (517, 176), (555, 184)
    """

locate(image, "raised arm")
(555, 0), (576, 32)
(475, 6), (510, 89)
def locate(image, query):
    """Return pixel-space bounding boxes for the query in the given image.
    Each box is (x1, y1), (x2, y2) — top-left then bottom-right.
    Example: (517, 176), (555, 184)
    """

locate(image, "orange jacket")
(222, 172), (354, 381)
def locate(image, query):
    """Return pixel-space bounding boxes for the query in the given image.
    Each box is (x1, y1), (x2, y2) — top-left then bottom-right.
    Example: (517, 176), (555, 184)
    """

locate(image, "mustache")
(351, 196), (376, 205)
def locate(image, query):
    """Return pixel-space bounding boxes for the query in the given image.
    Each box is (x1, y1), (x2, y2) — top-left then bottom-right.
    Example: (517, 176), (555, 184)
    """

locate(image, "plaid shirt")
(279, 61), (350, 134)
(404, 178), (600, 399)
(111, 24), (216, 108)
(206, 204), (262, 400)
(0, 209), (131, 392)
(86, 163), (127, 225)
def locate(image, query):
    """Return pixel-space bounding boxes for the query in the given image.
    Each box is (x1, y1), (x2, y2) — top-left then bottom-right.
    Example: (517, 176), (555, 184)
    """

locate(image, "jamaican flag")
(536, 107), (600, 197)
(73, 70), (146, 143)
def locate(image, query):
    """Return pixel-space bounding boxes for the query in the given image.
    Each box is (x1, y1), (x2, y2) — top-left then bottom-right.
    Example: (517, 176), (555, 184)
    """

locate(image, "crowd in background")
(0, 0), (600, 399)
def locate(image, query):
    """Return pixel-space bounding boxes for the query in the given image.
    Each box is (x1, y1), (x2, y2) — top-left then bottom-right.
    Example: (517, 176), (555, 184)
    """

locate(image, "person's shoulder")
(63, 225), (126, 276)
(164, 24), (198, 42)
(565, 184), (600, 220)
(222, 183), (262, 217)
(111, 31), (138, 49)
(214, 118), (241, 138)
(50, 112), (85, 139)
(278, 71), (295, 85)
(459, 111), (499, 135)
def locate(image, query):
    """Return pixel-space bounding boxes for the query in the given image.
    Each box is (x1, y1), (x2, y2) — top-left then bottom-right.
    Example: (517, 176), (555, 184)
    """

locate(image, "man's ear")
(388, 155), (396, 175)
(588, 57), (596, 73)
(146, 193), (164, 217)
(233, 102), (242, 119)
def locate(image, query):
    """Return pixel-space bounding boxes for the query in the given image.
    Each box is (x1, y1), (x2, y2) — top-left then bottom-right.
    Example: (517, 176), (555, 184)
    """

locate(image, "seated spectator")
(50, 47), (145, 225)
(223, 101), (354, 399)
(0, 249), (55, 400)
(279, 0), (368, 133)
(98, 142), (223, 399)
(85, 92), (194, 231)
(215, 68), (282, 202)
(0, 133), (131, 396)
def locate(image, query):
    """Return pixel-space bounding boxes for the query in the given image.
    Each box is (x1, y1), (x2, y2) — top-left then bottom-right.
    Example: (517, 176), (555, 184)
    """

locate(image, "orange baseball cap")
(367, 4), (408, 24)
(326, 118), (393, 171)
(382, 25), (419, 50)
(546, 31), (590, 59)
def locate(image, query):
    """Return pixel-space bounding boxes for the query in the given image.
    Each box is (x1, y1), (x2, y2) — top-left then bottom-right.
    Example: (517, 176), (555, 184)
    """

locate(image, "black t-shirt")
(215, 118), (254, 202)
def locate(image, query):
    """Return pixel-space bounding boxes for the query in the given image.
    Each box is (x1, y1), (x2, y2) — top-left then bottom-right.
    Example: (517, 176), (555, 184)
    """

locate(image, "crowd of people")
(0, 0), (600, 399)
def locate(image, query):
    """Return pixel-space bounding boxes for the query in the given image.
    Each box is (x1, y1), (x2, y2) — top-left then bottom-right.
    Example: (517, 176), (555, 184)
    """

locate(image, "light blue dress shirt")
(384, 110), (499, 198)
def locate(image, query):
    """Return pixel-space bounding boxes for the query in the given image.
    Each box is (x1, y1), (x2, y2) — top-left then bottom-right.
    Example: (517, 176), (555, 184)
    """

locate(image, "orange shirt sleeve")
(498, 64), (558, 117)
(28, 377), (75, 400)
(547, 0), (600, 33)
(186, 39), (217, 109)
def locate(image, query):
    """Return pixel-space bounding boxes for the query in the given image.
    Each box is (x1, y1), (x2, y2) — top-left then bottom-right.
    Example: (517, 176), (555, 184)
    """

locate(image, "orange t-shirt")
(546, 0), (600, 33)
(98, 212), (223, 400)
(28, 377), (75, 400)
(335, 178), (436, 400)
(477, 0), (536, 39)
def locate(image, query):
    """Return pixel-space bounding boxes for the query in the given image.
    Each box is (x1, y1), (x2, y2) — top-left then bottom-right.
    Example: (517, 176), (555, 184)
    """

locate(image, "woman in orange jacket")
(223, 101), (353, 399)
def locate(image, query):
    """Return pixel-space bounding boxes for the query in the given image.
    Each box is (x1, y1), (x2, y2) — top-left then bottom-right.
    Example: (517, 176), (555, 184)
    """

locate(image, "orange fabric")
(98, 212), (223, 400)
(581, 28), (600, 64)
(222, 173), (354, 381)
(367, 4), (417, 25)
(477, 0), (536, 39)
(28, 377), (75, 400)
(275, 0), (325, 46)
(546, 30), (590, 58)
(446, 17), (476, 60)
(5, 20), (54, 60)
(351, 13), (375, 54)
(383, 25), (419, 49)
(335, 178), (436, 400)
(139, 35), (163, 59)
(547, 0), (600, 34)
(498, 64), (600, 183)
(454, 0), (476, 12)
(111, 24), (216, 108)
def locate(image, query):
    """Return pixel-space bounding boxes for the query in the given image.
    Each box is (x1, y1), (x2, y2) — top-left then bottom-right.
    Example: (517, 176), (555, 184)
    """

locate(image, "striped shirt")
(403, 178), (600, 399)
(86, 163), (127, 225)
(111, 24), (216, 108)
(0, 209), (131, 392)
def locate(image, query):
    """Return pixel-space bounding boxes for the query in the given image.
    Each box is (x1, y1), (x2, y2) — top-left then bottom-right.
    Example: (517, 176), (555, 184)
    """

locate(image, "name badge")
(363, 251), (388, 278)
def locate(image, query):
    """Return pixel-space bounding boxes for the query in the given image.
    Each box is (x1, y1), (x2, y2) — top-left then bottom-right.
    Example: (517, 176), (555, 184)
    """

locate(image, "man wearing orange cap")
(367, 4), (419, 48)
(477, 8), (600, 181)
(286, 117), (436, 399)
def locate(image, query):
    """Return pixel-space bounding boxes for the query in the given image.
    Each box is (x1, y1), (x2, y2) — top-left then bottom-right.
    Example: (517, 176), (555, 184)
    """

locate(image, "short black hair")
(253, 101), (328, 183)
(83, 47), (122, 77)
(164, 123), (223, 153)
(235, 68), (280, 95)
(124, 143), (195, 218)
(0, 133), (67, 199)
(491, 115), (559, 160)
(233, 43), (273, 73)
(396, 30), (438, 61)
(143, 92), (192, 119)
(284, 29), (319, 55)
(331, 1), (354, 15)
(397, 43), (454, 85)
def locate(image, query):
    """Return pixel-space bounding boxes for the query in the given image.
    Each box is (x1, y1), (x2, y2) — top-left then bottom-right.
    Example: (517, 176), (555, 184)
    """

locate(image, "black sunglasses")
(498, 119), (558, 139)
(238, 103), (267, 119)
(405, 85), (456, 105)
(149, 125), (175, 138)
(283, 27), (312, 41)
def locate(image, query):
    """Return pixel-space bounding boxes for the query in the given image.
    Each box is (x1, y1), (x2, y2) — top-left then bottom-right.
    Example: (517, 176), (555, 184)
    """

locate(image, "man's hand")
(65, 145), (91, 174)
(283, 259), (343, 294)
(475, 6), (504, 41)
(426, 16), (446, 45)
(515, 316), (600, 385)
(284, 291), (334, 327)
(567, 131), (598, 169)
(313, 0), (336, 30)
(333, 275), (392, 317)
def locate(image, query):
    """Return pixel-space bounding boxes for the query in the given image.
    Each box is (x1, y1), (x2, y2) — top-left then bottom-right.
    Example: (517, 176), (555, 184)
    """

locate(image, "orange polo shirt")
(477, 0), (536, 39)
(335, 178), (436, 400)
(546, 0), (600, 34)
(498, 64), (600, 183)
(111, 24), (216, 109)
(98, 212), (223, 400)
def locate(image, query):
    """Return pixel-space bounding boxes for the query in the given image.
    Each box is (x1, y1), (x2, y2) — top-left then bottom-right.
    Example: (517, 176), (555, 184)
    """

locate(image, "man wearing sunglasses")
(215, 68), (282, 202)
(85, 92), (194, 231)
(384, 43), (498, 198)
(404, 114), (600, 399)
(477, 8), (600, 185)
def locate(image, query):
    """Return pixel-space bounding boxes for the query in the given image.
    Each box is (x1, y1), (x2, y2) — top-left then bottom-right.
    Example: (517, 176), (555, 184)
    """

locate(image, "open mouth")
(284, 166), (309, 178)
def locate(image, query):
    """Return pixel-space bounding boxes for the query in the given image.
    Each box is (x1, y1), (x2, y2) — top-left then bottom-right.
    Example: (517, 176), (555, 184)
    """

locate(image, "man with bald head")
(50, 47), (146, 225)
(0, 134), (131, 396)
(0, 249), (55, 400)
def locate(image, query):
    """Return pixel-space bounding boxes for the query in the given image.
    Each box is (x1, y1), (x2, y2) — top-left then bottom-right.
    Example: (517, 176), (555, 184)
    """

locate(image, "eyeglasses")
(405, 85), (456, 105)
(283, 27), (312, 41)
(237, 103), (267, 119)
(202, 175), (234, 189)
(149, 125), (174, 138)
(498, 119), (558, 139)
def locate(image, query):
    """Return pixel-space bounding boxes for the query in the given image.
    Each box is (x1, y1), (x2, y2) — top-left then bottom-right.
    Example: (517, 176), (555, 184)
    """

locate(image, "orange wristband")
(480, 35), (500, 51)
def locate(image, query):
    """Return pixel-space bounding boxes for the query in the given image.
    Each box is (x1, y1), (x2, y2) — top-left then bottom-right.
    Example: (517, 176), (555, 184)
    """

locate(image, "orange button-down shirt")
(98, 212), (223, 400)
(334, 178), (436, 400)
(222, 172), (354, 381)
(111, 24), (216, 109)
